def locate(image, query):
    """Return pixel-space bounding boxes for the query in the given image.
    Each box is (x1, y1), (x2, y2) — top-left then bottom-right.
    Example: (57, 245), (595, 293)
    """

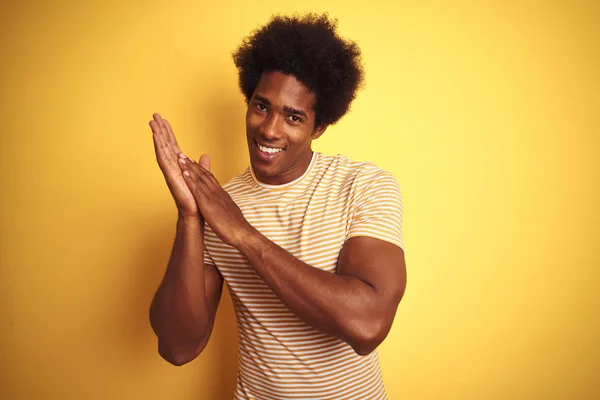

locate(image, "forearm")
(236, 227), (384, 354)
(150, 215), (211, 357)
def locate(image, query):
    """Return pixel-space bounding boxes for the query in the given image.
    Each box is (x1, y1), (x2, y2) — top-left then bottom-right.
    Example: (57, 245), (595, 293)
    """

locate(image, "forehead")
(253, 71), (316, 114)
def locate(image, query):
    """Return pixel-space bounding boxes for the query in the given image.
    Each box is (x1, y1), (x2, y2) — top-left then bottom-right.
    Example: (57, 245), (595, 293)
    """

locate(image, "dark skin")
(148, 115), (223, 365)
(245, 71), (327, 185)
(149, 71), (407, 364)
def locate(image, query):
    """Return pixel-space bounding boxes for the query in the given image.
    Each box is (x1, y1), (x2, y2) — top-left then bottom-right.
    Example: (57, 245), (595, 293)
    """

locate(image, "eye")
(255, 103), (267, 112)
(287, 115), (302, 123)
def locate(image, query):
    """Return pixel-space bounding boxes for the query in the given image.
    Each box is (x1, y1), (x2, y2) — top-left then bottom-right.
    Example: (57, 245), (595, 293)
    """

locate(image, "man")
(149, 13), (406, 400)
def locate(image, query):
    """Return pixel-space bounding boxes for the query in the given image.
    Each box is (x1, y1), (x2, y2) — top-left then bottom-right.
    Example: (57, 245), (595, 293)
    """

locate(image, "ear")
(311, 124), (328, 140)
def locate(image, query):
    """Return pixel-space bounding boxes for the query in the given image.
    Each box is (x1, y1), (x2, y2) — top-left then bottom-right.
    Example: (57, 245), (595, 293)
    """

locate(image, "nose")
(259, 112), (283, 141)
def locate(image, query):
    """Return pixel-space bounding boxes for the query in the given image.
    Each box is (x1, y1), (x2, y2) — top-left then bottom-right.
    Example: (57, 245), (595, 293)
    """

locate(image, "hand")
(178, 157), (253, 247)
(149, 113), (205, 218)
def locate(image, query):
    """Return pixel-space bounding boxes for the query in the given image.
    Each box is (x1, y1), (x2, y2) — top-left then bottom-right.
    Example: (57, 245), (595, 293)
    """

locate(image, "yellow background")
(1, 0), (599, 399)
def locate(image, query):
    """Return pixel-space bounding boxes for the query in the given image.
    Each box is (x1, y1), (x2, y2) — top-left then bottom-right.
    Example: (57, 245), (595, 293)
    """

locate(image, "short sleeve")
(346, 169), (404, 251)
(203, 245), (215, 266)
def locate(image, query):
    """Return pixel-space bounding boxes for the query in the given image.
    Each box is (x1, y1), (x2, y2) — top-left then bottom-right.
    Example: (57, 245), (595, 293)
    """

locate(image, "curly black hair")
(232, 13), (365, 128)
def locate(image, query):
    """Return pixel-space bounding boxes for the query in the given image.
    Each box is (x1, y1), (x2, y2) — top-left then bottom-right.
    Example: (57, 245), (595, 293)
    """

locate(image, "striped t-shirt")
(203, 152), (404, 400)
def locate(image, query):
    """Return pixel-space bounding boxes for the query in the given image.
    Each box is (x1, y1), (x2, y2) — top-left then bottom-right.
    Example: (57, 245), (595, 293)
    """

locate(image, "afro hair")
(232, 13), (365, 128)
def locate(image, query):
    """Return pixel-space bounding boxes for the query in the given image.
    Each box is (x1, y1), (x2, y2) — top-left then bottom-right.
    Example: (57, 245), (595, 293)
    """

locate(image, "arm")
(149, 215), (224, 365)
(236, 231), (406, 356)
(179, 160), (406, 356)
(148, 113), (224, 365)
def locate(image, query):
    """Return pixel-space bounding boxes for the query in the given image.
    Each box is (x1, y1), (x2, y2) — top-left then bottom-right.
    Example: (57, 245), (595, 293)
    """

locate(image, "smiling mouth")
(255, 139), (285, 154)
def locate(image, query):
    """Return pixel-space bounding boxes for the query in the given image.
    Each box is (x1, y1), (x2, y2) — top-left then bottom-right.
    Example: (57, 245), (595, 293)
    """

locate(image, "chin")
(252, 162), (280, 178)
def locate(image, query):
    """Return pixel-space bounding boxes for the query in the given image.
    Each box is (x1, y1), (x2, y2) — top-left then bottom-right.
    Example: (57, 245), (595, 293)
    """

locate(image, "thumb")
(199, 154), (211, 171)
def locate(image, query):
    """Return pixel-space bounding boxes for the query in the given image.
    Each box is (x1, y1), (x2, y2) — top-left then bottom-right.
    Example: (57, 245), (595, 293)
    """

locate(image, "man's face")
(246, 71), (327, 185)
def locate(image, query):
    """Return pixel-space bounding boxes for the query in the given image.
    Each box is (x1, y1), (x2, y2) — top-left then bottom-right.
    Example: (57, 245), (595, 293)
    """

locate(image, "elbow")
(157, 338), (206, 366)
(161, 351), (195, 367)
(149, 302), (211, 366)
(350, 335), (384, 357)
(160, 350), (196, 367)
(352, 342), (378, 357)
(350, 279), (406, 356)
(348, 318), (389, 357)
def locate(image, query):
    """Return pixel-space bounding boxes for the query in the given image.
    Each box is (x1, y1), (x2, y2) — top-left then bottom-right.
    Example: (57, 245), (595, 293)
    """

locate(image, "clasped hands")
(150, 113), (253, 247)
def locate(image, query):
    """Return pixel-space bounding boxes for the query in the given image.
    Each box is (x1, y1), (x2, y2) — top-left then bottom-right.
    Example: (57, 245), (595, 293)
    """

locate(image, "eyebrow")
(253, 95), (308, 119)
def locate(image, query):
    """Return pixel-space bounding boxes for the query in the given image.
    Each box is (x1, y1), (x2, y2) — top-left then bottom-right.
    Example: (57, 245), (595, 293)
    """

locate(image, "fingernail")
(183, 170), (190, 176)
(179, 158), (186, 164)
(179, 153), (187, 158)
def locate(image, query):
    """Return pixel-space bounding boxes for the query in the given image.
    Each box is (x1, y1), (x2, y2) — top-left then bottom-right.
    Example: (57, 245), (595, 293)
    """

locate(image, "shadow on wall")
(130, 83), (248, 399)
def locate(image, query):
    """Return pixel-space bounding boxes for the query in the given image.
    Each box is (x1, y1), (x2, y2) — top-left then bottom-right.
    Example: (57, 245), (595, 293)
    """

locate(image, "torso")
(204, 152), (390, 400)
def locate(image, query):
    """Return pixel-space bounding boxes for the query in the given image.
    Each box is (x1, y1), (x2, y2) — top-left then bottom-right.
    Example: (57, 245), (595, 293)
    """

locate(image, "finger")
(152, 113), (162, 124)
(152, 113), (166, 135)
(182, 161), (218, 191)
(182, 167), (209, 204)
(151, 115), (171, 152)
(152, 115), (187, 161)
(195, 164), (220, 188)
(150, 121), (167, 161)
(158, 116), (170, 142)
(153, 114), (174, 150)
(152, 127), (174, 165)
(199, 154), (211, 171)
(178, 155), (203, 175)
(152, 131), (166, 163)
(187, 168), (219, 195)
(155, 135), (183, 177)
(179, 157), (219, 193)
(149, 119), (161, 135)
(164, 119), (183, 154)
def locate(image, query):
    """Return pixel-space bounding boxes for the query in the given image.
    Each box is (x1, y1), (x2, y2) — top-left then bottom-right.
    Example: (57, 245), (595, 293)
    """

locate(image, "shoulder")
(316, 153), (398, 188)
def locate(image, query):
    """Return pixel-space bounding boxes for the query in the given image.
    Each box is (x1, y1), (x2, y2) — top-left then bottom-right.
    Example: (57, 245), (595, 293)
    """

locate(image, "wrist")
(177, 212), (202, 226)
(232, 223), (260, 251)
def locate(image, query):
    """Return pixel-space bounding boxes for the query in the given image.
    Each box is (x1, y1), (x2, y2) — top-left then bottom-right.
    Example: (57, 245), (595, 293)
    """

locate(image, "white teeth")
(258, 143), (283, 154)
